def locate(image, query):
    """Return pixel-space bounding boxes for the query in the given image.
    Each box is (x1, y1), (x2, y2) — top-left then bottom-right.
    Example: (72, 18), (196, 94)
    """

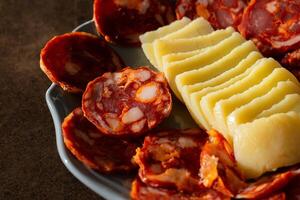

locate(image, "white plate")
(45, 20), (197, 199)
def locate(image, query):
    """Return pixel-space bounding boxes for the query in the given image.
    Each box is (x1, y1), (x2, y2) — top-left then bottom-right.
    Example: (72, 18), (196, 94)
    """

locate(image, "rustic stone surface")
(0, 0), (104, 199)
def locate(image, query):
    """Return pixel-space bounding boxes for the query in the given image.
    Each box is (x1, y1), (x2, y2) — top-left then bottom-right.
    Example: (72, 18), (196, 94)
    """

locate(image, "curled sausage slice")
(62, 107), (140, 173)
(93, 0), (175, 46)
(134, 128), (207, 192)
(40, 32), (124, 93)
(82, 67), (172, 136)
(130, 177), (230, 200)
(175, 0), (246, 29)
(238, 0), (300, 57)
(199, 130), (246, 197)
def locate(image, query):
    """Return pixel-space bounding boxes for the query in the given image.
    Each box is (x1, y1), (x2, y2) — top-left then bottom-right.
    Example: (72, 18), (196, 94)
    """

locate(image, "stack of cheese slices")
(140, 17), (300, 179)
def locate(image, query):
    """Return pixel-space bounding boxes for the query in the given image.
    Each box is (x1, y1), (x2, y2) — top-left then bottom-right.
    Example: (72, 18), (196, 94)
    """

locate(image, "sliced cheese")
(162, 49), (204, 64)
(257, 94), (300, 118)
(176, 40), (257, 90)
(214, 66), (298, 137)
(227, 80), (300, 134)
(139, 17), (191, 43)
(141, 18), (191, 67)
(154, 27), (234, 68)
(234, 112), (300, 178)
(181, 52), (261, 130)
(164, 32), (245, 100)
(144, 17), (213, 69)
(200, 58), (276, 140)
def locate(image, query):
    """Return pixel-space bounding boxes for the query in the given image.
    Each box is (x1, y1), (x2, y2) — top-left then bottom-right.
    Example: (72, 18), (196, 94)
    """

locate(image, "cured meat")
(238, 0), (300, 57)
(93, 0), (175, 46)
(134, 128), (207, 192)
(175, 0), (246, 29)
(82, 67), (172, 136)
(62, 107), (140, 173)
(130, 178), (230, 200)
(199, 130), (246, 197)
(40, 32), (124, 93)
(285, 174), (300, 199)
(237, 168), (300, 199)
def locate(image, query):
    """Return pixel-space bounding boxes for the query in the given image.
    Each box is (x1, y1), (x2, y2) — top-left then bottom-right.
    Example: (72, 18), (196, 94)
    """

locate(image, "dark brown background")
(0, 0), (104, 199)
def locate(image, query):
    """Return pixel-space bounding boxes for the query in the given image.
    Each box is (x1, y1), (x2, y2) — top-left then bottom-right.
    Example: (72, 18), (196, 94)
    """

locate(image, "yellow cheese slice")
(181, 52), (262, 130)
(200, 58), (276, 140)
(153, 27), (234, 68)
(176, 40), (257, 90)
(162, 49), (204, 64)
(139, 17), (191, 43)
(233, 112), (300, 178)
(164, 32), (245, 100)
(257, 94), (300, 118)
(147, 18), (213, 70)
(214, 66), (299, 137)
(227, 80), (300, 135)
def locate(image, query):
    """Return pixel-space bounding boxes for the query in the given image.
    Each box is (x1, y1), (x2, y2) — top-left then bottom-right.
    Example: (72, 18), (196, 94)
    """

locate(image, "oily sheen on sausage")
(40, 32), (124, 93)
(82, 67), (172, 136)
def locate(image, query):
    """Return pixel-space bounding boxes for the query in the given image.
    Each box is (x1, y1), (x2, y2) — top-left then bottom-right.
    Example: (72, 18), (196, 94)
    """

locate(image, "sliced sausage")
(93, 0), (175, 46)
(62, 107), (140, 173)
(238, 0), (300, 57)
(199, 130), (246, 197)
(134, 128), (207, 192)
(130, 178), (230, 200)
(40, 32), (124, 93)
(175, 0), (247, 29)
(82, 67), (172, 136)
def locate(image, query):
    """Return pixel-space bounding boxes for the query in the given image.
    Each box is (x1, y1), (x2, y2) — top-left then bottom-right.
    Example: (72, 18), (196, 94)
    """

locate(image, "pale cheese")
(153, 27), (234, 68)
(162, 49), (204, 64)
(234, 112), (300, 178)
(257, 94), (300, 118)
(227, 81), (300, 134)
(164, 32), (245, 100)
(200, 58), (276, 139)
(175, 40), (257, 90)
(214, 66), (299, 137)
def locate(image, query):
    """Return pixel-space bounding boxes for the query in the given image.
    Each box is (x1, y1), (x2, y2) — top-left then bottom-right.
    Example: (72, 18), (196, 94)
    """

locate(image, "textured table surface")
(0, 1), (104, 199)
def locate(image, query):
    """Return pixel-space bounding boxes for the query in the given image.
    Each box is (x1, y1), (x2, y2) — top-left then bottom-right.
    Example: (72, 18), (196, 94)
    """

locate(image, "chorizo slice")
(40, 32), (124, 93)
(134, 128), (208, 192)
(130, 178), (230, 200)
(93, 0), (175, 46)
(237, 168), (300, 199)
(199, 130), (246, 197)
(62, 107), (140, 173)
(82, 67), (172, 136)
(238, 0), (300, 57)
(175, 0), (246, 29)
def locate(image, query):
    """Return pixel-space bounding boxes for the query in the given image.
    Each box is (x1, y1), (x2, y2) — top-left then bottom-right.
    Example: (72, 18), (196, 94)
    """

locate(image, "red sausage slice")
(93, 0), (175, 46)
(130, 178), (230, 200)
(82, 67), (172, 136)
(199, 130), (246, 197)
(62, 107), (140, 173)
(175, 0), (246, 29)
(238, 0), (300, 57)
(40, 32), (124, 93)
(134, 128), (207, 192)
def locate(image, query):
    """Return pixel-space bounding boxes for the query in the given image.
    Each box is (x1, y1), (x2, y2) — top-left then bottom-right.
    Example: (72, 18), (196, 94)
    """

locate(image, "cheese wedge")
(140, 18), (191, 67)
(214, 66), (299, 136)
(200, 58), (276, 138)
(140, 17), (191, 43)
(143, 17), (213, 69)
(227, 81), (300, 134)
(234, 112), (300, 178)
(181, 52), (261, 130)
(164, 32), (245, 100)
(176, 40), (257, 90)
(153, 27), (235, 68)
(257, 94), (300, 119)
